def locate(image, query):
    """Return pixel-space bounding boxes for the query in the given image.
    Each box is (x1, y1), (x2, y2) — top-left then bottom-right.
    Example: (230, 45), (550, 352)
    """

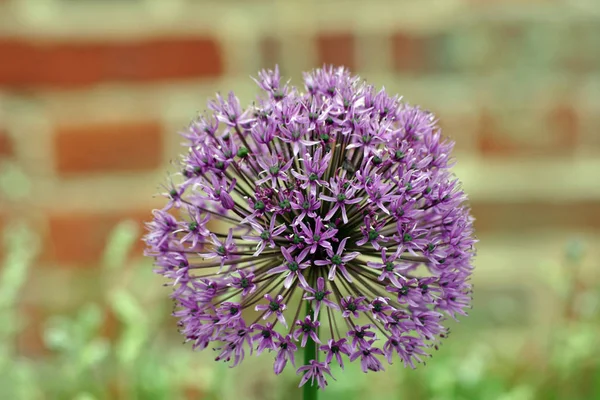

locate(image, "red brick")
(471, 200), (600, 233)
(42, 209), (151, 266)
(100, 307), (120, 340)
(54, 120), (163, 174)
(260, 36), (281, 70)
(546, 103), (579, 150)
(475, 109), (517, 156)
(0, 129), (13, 157)
(184, 387), (206, 400)
(316, 33), (356, 71)
(0, 38), (223, 88)
(475, 106), (580, 158)
(390, 32), (428, 74)
(434, 109), (477, 153)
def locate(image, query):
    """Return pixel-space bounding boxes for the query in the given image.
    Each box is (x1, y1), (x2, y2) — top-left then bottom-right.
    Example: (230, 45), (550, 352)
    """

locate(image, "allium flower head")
(145, 65), (476, 390)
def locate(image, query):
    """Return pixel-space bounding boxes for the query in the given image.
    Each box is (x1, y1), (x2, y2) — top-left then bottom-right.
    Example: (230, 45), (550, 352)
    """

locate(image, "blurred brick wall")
(1, 0), (599, 354)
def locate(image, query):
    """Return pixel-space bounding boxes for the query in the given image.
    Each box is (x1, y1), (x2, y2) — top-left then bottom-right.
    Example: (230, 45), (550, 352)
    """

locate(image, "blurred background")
(1, 0), (599, 399)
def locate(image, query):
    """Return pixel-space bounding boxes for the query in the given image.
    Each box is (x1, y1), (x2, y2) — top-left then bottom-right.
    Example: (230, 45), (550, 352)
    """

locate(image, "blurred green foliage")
(0, 222), (598, 399)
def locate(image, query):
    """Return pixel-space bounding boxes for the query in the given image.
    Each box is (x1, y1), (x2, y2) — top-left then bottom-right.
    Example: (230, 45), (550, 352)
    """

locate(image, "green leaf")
(0, 161), (31, 201)
(0, 223), (39, 309)
(108, 289), (148, 365)
(79, 339), (110, 369)
(75, 303), (103, 341)
(102, 220), (140, 271)
(116, 325), (148, 366)
(108, 289), (145, 326)
(44, 315), (78, 353)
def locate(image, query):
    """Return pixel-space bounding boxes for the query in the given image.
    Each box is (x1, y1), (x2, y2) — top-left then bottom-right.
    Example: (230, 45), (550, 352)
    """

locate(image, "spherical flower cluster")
(144, 66), (476, 389)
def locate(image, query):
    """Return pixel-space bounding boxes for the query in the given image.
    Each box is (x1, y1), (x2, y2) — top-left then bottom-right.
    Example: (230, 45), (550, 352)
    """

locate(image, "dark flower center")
(215, 161), (225, 170)
(169, 189), (178, 198)
(217, 245), (226, 255)
(303, 201), (310, 210)
(399, 286), (409, 296)
(280, 342), (288, 349)
(188, 221), (198, 231)
(347, 303), (357, 312)
(368, 229), (378, 241)
(373, 156), (382, 165)
(373, 303), (383, 312)
(320, 133), (330, 141)
(331, 255), (343, 265)
(287, 262), (299, 272)
(403, 233), (412, 242)
(315, 291), (325, 301)
(273, 91), (284, 101)
(427, 243), (435, 252)
(292, 234), (304, 244)
(302, 323), (313, 333)
(229, 307), (238, 315)
(395, 150), (405, 160)
(279, 199), (291, 209)
(313, 234), (321, 242)
(355, 331), (365, 339)
(254, 201), (265, 210)
(331, 345), (339, 353)
(240, 278), (249, 288)
(262, 330), (271, 338)
(385, 262), (394, 271)
(337, 193), (346, 202)
(309, 173), (319, 181)
(269, 301), (280, 311)
(237, 146), (249, 158)
(343, 182), (351, 189)
(260, 231), (270, 240)
(269, 165), (280, 175)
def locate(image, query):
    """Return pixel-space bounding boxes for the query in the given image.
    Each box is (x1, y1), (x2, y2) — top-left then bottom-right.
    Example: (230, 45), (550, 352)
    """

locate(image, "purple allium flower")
(320, 338), (352, 368)
(349, 341), (386, 372)
(293, 316), (321, 347)
(144, 65), (476, 390)
(314, 237), (359, 281)
(340, 295), (369, 318)
(228, 269), (257, 297)
(251, 322), (280, 355)
(274, 334), (298, 374)
(255, 294), (288, 327)
(297, 360), (335, 389)
(303, 277), (339, 318)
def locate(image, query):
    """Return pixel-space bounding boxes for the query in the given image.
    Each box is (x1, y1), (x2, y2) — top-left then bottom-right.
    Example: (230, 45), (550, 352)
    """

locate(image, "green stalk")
(302, 301), (318, 400)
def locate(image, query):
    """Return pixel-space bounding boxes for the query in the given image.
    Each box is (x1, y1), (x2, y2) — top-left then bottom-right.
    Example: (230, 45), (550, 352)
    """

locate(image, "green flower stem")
(303, 301), (318, 400)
